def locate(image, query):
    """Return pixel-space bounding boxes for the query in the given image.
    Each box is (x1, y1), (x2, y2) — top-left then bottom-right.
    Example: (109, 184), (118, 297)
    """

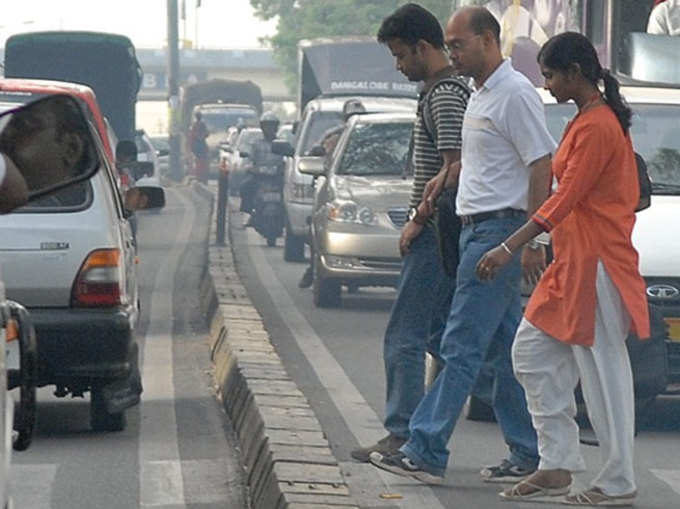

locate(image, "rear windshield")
(16, 181), (93, 213)
(545, 103), (680, 193)
(201, 109), (258, 132)
(337, 122), (413, 176)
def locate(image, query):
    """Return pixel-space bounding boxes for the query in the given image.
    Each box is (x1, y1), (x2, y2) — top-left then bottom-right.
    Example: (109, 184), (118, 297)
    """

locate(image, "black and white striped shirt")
(409, 77), (468, 209)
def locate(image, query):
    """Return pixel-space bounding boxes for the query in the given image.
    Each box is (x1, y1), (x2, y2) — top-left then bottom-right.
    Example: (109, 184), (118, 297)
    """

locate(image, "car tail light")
(71, 249), (122, 307)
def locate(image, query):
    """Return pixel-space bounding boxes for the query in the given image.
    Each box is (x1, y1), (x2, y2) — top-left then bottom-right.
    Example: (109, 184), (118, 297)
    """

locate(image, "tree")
(250, 0), (455, 92)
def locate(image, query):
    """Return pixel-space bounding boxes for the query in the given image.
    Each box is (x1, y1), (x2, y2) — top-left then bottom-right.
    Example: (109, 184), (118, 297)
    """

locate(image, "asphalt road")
(9, 186), (248, 509)
(230, 209), (680, 509)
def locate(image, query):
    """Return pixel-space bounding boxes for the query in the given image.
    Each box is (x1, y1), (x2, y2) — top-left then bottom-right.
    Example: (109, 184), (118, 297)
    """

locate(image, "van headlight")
(327, 200), (376, 225)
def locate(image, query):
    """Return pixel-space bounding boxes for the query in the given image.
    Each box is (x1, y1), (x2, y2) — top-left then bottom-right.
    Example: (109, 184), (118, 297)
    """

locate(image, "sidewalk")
(196, 182), (359, 509)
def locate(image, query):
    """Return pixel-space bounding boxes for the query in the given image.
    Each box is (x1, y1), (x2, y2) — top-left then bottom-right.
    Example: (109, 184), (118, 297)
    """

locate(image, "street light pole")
(167, 0), (182, 181)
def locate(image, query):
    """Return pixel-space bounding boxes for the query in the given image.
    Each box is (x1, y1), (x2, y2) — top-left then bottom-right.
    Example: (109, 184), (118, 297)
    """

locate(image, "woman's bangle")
(500, 242), (513, 256)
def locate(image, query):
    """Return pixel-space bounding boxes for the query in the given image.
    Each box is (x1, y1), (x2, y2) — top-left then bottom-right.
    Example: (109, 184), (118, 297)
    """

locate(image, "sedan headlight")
(327, 200), (376, 225)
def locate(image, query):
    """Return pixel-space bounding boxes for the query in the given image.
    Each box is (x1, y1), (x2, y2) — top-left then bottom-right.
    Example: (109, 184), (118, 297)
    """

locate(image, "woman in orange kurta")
(476, 33), (649, 506)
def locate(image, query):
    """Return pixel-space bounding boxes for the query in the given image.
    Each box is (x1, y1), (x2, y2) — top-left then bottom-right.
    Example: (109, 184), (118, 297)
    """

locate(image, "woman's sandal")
(563, 487), (636, 506)
(499, 479), (571, 501)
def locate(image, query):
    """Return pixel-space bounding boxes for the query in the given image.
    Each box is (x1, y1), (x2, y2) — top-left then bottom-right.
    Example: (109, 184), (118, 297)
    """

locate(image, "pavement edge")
(196, 182), (359, 509)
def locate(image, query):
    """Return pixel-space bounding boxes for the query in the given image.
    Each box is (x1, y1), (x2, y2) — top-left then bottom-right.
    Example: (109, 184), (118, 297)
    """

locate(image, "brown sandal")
(563, 487), (636, 506)
(499, 479), (571, 501)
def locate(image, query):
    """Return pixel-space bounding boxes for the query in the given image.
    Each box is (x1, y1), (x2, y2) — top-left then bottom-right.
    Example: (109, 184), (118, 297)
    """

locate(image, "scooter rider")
(239, 111), (282, 220)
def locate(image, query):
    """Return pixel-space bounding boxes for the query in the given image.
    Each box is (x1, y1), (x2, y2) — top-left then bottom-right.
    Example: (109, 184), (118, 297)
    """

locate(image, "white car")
(540, 85), (680, 391)
(135, 129), (162, 188)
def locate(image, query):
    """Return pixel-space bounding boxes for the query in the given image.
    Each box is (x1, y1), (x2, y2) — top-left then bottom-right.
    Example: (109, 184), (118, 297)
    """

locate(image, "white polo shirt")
(457, 59), (556, 216)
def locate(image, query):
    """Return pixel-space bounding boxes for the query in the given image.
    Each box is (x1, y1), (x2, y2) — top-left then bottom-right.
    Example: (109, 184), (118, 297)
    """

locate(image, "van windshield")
(545, 103), (680, 194)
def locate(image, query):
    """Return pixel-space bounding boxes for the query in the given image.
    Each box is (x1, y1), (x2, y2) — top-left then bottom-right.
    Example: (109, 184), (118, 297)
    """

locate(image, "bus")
(451, 0), (679, 86)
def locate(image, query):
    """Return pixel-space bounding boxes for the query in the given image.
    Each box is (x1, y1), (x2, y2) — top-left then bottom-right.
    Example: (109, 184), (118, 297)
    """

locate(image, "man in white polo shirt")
(371, 6), (555, 485)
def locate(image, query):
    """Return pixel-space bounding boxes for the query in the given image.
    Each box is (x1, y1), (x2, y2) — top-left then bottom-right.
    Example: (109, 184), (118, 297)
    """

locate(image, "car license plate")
(5, 340), (20, 371)
(262, 192), (281, 202)
(665, 318), (680, 342)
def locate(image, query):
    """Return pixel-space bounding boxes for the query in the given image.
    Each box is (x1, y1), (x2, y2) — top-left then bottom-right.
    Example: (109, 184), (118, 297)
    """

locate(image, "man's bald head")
(448, 6), (501, 45)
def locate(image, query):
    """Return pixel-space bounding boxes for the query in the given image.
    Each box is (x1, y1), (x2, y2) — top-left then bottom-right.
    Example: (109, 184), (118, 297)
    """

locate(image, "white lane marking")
(246, 229), (447, 509)
(139, 188), (195, 508)
(650, 469), (680, 496)
(9, 463), (57, 509)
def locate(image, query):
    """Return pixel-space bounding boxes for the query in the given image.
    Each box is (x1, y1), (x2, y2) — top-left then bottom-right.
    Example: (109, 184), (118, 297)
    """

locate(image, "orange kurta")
(526, 104), (650, 346)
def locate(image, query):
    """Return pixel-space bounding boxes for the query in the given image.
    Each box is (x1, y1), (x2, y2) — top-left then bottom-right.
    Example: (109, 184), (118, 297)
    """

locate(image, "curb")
(198, 183), (359, 509)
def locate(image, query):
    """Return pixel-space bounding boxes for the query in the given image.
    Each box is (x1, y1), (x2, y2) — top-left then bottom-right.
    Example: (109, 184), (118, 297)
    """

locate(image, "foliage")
(250, 0), (455, 93)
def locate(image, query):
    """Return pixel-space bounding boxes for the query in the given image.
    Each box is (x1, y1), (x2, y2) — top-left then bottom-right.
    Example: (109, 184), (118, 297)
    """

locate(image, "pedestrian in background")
(477, 31), (649, 506)
(350, 3), (469, 463)
(371, 6), (554, 484)
(189, 111), (209, 183)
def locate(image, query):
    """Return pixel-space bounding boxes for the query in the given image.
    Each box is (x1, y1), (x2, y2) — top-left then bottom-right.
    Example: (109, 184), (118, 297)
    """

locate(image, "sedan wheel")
(312, 252), (341, 308)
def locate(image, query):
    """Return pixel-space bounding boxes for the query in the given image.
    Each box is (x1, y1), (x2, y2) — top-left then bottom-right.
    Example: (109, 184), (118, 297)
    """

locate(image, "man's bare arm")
(0, 154), (28, 214)
(420, 149), (460, 217)
(527, 154), (552, 216)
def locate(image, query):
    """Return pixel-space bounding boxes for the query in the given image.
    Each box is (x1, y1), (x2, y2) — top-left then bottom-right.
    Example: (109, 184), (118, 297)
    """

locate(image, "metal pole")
(167, 0), (182, 181)
(216, 170), (229, 246)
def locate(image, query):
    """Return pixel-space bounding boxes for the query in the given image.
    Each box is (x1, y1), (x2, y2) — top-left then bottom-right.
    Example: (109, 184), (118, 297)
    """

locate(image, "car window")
(545, 103), (680, 191)
(16, 181), (92, 212)
(299, 111), (344, 156)
(336, 122), (413, 176)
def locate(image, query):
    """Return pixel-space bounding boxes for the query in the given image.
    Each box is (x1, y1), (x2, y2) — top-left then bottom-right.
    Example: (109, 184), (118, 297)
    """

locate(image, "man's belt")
(459, 207), (526, 226)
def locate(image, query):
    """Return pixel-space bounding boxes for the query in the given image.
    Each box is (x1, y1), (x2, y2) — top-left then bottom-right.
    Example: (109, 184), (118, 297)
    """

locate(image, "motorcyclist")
(239, 111), (283, 222)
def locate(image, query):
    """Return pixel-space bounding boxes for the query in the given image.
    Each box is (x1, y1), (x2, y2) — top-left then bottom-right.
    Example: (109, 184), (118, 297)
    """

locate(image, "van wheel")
(90, 387), (127, 432)
(313, 254), (341, 308)
(284, 228), (305, 262)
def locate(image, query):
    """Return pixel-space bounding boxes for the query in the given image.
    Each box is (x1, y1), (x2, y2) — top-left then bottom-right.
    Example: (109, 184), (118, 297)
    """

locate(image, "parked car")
(0, 84), (165, 433)
(277, 96), (417, 262)
(303, 112), (414, 307)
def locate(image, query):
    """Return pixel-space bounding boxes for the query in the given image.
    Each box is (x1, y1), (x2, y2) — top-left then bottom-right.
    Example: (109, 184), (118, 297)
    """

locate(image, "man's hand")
(521, 245), (546, 286)
(399, 220), (424, 257)
(421, 173), (446, 215)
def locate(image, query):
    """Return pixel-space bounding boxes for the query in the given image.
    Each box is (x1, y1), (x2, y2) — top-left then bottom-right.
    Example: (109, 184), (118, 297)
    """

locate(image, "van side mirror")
(0, 94), (100, 208)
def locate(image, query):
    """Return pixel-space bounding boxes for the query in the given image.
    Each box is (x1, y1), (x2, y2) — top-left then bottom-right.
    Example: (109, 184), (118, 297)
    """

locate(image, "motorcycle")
(250, 163), (285, 247)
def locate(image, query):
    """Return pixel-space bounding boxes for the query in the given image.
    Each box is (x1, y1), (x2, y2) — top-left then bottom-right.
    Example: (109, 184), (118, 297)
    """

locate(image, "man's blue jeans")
(402, 216), (539, 476)
(383, 225), (455, 439)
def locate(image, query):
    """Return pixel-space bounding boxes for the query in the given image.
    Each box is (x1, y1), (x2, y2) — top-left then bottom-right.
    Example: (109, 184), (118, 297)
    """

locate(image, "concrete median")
(196, 182), (359, 509)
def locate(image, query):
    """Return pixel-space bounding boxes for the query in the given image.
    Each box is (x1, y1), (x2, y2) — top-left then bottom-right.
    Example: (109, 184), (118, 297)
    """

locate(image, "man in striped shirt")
(351, 3), (469, 463)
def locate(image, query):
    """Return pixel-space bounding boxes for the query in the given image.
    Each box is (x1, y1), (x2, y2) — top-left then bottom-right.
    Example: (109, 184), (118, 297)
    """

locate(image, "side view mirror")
(0, 94), (100, 211)
(124, 186), (165, 211)
(297, 156), (325, 177)
(156, 148), (169, 157)
(271, 140), (295, 157)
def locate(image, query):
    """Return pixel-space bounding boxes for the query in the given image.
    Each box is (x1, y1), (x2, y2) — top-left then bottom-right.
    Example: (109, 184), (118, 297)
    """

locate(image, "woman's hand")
(476, 245), (513, 281)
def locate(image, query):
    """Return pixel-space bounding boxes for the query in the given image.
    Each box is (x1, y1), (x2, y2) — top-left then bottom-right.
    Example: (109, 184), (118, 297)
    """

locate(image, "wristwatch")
(408, 207), (426, 225)
(526, 238), (542, 251)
